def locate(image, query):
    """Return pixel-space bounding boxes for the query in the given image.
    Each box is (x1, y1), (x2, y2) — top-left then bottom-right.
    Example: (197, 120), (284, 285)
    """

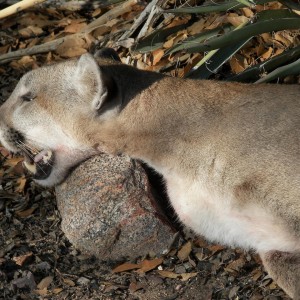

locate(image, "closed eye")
(21, 93), (36, 102)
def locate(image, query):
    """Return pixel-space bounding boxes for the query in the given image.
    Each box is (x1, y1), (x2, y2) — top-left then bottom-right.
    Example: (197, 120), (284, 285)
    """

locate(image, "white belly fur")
(165, 174), (300, 253)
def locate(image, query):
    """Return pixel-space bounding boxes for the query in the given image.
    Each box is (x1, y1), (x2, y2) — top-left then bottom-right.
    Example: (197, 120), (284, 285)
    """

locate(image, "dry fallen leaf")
(177, 241), (192, 261)
(53, 288), (63, 294)
(112, 262), (140, 273)
(16, 205), (38, 218)
(207, 244), (225, 255)
(34, 288), (48, 296)
(137, 258), (163, 274)
(63, 278), (75, 287)
(13, 252), (33, 266)
(229, 55), (247, 74)
(129, 281), (144, 292)
(15, 177), (27, 193)
(187, 19), (206, 35)
(152, 49), (164, 66)
(158, 270), (179, 279)
(55, 37), (88, 58)
(19, 26), (44, 38)
(37, 276), (53, 290)
(261, 47), (273, 60)
(226, 14), (249, 27)
(64, 20), (87, 33)
(225, 257), (246, 272)
(180, 272), (197, 281)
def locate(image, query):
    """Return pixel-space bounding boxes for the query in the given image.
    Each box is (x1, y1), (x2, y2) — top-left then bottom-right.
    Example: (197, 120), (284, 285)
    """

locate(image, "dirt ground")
(0, 174), (291, 300)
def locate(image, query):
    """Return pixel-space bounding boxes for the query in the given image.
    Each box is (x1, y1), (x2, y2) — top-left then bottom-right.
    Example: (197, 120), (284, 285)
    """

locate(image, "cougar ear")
(74, 53), (109, 111)
(94, 48), (121, 62)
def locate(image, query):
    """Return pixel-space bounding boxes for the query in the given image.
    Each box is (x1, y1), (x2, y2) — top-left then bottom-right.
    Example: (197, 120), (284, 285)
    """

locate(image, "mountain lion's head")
(0, 52), (124, 186)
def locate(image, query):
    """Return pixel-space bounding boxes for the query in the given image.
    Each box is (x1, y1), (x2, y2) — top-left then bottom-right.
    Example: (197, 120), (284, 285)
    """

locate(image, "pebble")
(77, 277), (90, 285)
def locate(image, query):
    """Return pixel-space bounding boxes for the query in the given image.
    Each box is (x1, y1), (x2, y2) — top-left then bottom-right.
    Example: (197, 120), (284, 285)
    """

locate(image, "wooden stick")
(0, 0), (47, 20)
(118, 0), (159, 41)
(83, 0), (139, 32)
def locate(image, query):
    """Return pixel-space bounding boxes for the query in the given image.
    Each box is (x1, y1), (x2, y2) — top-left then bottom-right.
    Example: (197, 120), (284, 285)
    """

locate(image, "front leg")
(260, 251), (300, 299)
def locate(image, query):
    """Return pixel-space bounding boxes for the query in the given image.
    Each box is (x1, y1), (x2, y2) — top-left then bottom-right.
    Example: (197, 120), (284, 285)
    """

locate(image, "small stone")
(174, 265), (186, 274)
(77, 277), (90, 286)
(228, 286), (240, 299)
(11, 271), (36, 290)
(35, 261), (51, 272)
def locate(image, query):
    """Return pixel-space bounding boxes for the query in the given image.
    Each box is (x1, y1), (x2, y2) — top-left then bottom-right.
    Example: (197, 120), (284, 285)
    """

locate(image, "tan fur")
(0, 51), (299, 298)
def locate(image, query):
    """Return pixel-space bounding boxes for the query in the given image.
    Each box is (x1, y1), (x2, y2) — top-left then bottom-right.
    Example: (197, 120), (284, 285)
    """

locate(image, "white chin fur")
(34, 151), (95, 187)
(34, 168), (69, 187)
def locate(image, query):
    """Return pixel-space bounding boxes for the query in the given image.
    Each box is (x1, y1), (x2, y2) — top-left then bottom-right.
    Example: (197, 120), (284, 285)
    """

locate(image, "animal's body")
(0, 50), (299, 298)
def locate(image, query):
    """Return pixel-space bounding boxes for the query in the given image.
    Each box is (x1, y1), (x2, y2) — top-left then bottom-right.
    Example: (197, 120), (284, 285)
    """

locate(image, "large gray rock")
(55, 154), (175, 260)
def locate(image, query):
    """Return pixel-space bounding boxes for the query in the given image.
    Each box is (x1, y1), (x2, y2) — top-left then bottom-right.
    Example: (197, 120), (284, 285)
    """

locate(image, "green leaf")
(164, 24), (233, 55)
(278, 0), (300, 12)
(173, 10), (300, 54)
(165, 0), (270, 14)
(255, 58), (300, 83)
(228, 45), (300, 82)
(134, 23), (190, 53)
(186, 37), (251, 79)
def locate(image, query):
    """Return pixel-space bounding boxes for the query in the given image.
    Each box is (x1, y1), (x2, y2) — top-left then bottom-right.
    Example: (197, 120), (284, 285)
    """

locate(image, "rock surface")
(55, 154), (175, 260)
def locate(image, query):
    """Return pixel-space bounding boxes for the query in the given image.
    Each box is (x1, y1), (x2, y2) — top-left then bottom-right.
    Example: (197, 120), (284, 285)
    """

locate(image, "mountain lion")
(0, 49), (299, 298)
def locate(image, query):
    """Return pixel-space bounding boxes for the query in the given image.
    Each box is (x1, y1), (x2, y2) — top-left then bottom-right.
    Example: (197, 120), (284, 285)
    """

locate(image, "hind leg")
(260, 251), (300, 299)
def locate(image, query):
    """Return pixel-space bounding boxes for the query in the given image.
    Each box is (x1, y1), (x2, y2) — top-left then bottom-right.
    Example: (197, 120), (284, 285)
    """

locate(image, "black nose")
(8, 128), (24, 144)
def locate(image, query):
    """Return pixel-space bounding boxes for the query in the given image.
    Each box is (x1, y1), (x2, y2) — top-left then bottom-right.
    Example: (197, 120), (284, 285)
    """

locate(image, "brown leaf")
(11, 56), (36, 69)
(129, 282), (144, 292)
(15, 177), (27, 193)
(226, 14), (248, 27)
(261, 47), (273, 60)
(64, 21), (87, 33)
(0, 146), (10, 157)
(63, 278), (75, 286)
(225, 257), (246, 272)
(16, 205), (38, 218)
(137, 258), (163, 273)
(241, 7), (254, 18)
(157, 270), (179, 279)
(194, 238), (209, 248)
(55, 37), (88, 58)
(152, 49), (164, 66)
(274, 32), (293, 47)
(112, 262), (140, 273)
(180, 272), (197, 281)
(53, 288), (63, 294)
(34, 288), (48, 296)
(13, 252), (33, 266)
(252, 270), (263, 282)
(92, 8), (102, 17)
(92, 26), (111, 38)
(166, 16), (191, 29)
(229, 55), (247, 74)
(19, 26), (44, 38)
(177, 241), (192, 261)
(187, 19), (205, 35)
(208, 244), (225, 255)
(37, 276), (53, 290)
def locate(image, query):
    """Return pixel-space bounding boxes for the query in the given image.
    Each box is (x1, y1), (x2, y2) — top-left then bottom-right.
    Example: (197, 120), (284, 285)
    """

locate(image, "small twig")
(83, 0), (139, 32)
(118, 0), (159, 41)
(0, 0), (47, 20)
(136, 3), (163, 41)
